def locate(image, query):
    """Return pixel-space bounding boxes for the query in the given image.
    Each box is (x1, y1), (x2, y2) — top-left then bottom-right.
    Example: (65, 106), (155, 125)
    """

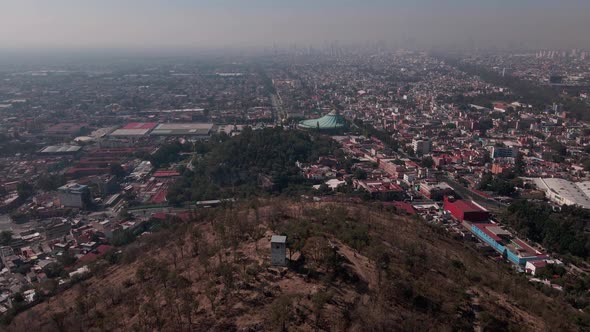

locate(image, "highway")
(270, 93), (287, 125)
(440, 175), (507, 213)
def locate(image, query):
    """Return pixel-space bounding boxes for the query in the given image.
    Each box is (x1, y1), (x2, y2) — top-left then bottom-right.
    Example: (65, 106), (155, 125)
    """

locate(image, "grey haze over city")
(1, 0), (590, 53)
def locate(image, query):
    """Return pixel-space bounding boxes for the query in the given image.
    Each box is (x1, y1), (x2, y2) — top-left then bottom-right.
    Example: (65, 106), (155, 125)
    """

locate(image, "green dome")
(298, 110), (346, 130)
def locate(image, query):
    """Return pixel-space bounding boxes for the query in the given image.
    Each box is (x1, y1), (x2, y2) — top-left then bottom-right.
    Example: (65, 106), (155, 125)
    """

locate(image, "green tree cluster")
(167, 127), (339, 205)
(504, 201), (590, 258)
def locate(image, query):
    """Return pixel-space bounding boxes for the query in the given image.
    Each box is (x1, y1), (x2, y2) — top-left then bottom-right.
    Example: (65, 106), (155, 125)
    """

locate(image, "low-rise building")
(443, 196), (490, 222)
(419, 182), (454, 200)
(470, 223), (548, 266)
(412, 138), (432, 156)
(57, 183), (91, 209)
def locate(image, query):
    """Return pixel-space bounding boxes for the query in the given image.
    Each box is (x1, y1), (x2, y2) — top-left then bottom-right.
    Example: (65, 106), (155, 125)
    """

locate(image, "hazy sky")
(2, 0), (590, 51)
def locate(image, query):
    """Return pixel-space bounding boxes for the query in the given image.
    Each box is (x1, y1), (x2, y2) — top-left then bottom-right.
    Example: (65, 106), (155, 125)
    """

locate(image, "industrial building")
(443, 196), (490, 222)
(532, 177), (590, 209)
(43, 123), (87, 137)
(109, 122), (158, 137)
(38, 145), (82, 155)
(470, 223), (547, 266)
(150, 123), (214, 137)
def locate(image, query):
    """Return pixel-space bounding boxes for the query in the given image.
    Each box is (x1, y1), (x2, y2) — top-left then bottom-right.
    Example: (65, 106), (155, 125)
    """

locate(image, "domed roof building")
(297, 110), (346, 131)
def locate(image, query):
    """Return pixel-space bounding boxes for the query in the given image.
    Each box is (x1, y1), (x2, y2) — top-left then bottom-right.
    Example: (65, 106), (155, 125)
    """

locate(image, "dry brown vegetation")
(7, 199), (590, 331)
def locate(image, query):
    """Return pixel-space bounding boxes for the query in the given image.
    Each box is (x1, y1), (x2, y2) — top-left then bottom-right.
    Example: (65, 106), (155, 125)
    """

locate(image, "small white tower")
(271, 235), (287, 266)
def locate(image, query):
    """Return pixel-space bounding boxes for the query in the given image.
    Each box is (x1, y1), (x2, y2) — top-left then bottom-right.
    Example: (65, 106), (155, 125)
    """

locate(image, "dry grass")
(6, 200), (588, 331)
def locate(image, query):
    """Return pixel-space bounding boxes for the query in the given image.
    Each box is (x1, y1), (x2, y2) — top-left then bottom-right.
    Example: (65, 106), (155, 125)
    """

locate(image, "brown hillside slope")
(7, 200), (589, 331)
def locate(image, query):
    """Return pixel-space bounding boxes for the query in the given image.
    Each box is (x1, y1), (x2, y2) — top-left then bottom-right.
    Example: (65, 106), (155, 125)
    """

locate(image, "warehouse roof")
(39, 145), (82, 153)
(533, 177), (590, 209)
(110, 122), (158, 136)
(122, 122), (158, 130)
(150, 123), (214, 136)
(445, 197), (487, 213)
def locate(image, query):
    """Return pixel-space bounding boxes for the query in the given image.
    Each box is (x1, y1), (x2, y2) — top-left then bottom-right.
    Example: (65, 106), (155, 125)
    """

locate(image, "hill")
(7, 200), (589, 331)
(166, 127), (340, 205)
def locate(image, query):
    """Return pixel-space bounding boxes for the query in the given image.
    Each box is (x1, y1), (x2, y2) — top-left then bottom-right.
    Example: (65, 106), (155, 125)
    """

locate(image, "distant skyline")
(2, 0), (590, 52)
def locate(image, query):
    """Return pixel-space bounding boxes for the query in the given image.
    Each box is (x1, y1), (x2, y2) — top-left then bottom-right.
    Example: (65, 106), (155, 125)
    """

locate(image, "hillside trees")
(167, 127), (339, 204)
(504, 200), (590, 258)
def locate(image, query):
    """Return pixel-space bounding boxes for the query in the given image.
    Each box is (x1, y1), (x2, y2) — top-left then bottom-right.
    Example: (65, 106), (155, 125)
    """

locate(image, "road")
(440, 175), (507, 213)
(270, 93), (287, 125)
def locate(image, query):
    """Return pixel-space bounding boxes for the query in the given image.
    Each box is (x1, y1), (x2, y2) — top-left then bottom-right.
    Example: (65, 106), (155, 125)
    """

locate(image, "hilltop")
(7, 199), (589, 331)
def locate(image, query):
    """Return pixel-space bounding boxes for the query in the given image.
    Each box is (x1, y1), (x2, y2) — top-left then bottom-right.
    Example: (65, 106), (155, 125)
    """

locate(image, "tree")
(102, 285), (122, 306)
(482, 150), (491, 164)
(514, 152), (525, 175)
(37, 174), (65, 191)
(17, 181), (34, 199)
(478, 119), (494, 132)
(353, 168), (367, 180)
(504, 201), (590, 258)
(42, 262), (64, 278)
(302, 237), (331, 271)
(180, 290), (199, 328)
(420, 156), (434, 168)
(167, 127), (342, 204)
(57, 251), (77, 266)
(478, 173), (494, 190)
(311, 291), (333, 327)
(547, 137), (567, 156)
(269, 295), (293, 331)
(204, 281), (219, 313)
(50, 311), (68, 332)
(111, 229), (135, 246)
(118, 209), (131, 220)
(0, 231), (13, 246)
(216, 262), (236, 294)
(109, 163), (126, 178)
(371, 244), (391, 286)
(150, 142), (183, 168)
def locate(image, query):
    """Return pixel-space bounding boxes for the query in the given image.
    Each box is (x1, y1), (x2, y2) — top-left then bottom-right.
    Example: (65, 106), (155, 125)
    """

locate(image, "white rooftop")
(533, 178), (590, 209)
(271, 235), (287, 243)
(40, 145), (81, 153)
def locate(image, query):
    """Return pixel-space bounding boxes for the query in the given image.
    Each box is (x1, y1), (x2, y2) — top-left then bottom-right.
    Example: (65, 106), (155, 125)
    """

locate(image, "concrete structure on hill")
(271, 235), (287, 266)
